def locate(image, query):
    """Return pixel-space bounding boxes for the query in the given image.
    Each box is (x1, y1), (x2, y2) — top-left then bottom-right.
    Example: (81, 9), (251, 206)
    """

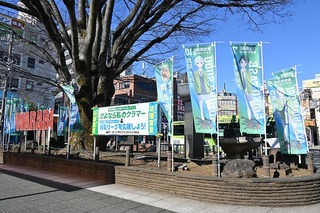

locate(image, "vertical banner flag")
(267, 68), (308, 154)
(4, 98), (11, 134)
(69, 103), (83, 132)
(3, 97), (18, 134)
(9, 97), (18, 134)
(155, 59), (173, 133)
(183, 43), (217, 134)
(60, 82), (83, 132)
(57, 106), (68, 136)
(231, 43), (265, 134)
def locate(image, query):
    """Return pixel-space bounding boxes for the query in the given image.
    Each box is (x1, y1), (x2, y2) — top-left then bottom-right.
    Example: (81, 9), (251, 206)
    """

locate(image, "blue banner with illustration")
(155, 59), (173, 133)
(57, 106), (68, 136)
(3, 98), (11, 134)
(3, 97), (18, 134)
(60, 82), (76, 103)
(69, 103), (83, 132)
(9, 97), (18, 134)
(231, 43), (265, 134)
(60, 82), (83, 132)
(267, 68), (308, 154)
(183, 43), (217, 134)
(92, 102), (158, 136)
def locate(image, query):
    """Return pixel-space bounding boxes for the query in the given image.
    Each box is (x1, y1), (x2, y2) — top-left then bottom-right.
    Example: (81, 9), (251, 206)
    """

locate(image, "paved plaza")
(0, 164), (320, 213)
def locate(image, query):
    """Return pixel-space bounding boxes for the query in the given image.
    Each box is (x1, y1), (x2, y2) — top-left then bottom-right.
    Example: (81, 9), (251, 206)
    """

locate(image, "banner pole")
(158, 102), (162, 168)
(24, 130), (27, 152)
(2, 98), (7, 151)
(67, 101), (71, 159)
(171, 56), (174, 173)
(213, 42), (221, 177)
(93, 136), (96, 159)
(260, 41), (268, 155)
(47, 126), (51, 155)
(7, 97), (13, 151)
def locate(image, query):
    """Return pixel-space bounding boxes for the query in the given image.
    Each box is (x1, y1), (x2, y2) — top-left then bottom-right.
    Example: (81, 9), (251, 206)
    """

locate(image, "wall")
(3, 152), (320, 207)
(3, 152), (115, 183)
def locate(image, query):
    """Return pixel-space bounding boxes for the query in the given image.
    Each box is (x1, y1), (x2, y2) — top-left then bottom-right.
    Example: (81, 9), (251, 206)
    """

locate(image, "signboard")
(311, 88), (320, 99)
(302, 79), (320, 88)
(218, 115), (239, 124)
(304, 119), (315, 127)
(92, 102), (158, 136)
(15, 109), (54, 131)
(0, 14), (24, 41)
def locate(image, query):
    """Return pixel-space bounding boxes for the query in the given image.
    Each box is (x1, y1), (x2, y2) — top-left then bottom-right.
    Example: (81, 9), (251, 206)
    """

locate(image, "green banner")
(267, 68), (308, 154)
(231, 43), (265, 134)
(183, 43), (217, 134)
(155, 59), (173, 134)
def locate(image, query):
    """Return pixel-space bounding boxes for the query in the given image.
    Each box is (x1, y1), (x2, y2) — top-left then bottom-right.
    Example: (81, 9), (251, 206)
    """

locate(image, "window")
(0, 28), (10, 41)
(8, 78), (19, 90)
(25, 80), (34, 91)
(119, 81), (130, 89)
(114, 96), (128, 104)
(27, 57), (36, 69)
(0, 50), (21, 66)
(28, 32), (38, 43)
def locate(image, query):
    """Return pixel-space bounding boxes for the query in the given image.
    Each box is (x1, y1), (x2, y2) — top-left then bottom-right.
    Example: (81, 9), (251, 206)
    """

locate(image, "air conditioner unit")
(11, 87), (18, 91)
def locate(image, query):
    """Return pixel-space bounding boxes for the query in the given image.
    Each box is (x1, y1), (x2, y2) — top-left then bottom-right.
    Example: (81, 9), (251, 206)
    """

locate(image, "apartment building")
(217, 90), (237, 116)
(0, 10), (56, 110)
(113, 74), (182, 121)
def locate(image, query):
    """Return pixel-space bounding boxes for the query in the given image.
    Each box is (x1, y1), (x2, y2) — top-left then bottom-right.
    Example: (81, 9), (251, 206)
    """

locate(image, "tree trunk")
(96, 74), (115, 106)
(70, 67), (94, 151)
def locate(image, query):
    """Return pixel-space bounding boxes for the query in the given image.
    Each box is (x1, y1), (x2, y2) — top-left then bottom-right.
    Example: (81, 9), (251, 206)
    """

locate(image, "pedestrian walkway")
(1, 164), (320, 213)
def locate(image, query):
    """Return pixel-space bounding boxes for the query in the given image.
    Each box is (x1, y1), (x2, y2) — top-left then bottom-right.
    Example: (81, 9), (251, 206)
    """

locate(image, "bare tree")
(0, 0), (296, 150)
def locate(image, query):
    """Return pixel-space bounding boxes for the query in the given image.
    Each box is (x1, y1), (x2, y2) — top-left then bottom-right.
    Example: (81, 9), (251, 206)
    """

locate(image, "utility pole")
(0, 29), (14, 146)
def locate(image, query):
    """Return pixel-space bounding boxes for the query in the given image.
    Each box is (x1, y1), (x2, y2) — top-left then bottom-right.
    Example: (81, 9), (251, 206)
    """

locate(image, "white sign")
(92, 102), (159, 136)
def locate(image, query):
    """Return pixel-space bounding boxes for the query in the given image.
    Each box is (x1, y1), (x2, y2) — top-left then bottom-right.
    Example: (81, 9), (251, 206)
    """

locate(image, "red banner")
(16, 109), (54, 131)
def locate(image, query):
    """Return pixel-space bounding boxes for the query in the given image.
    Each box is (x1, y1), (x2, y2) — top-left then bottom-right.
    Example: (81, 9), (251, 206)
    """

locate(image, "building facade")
(113, 75), (157, 105)
(112, 74), (182, 121)
(0, 10), (56, 110)
(217, 90), (237, 116)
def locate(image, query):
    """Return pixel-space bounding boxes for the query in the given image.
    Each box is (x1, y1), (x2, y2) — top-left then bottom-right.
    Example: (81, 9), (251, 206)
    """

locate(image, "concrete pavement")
(0, 164), (320, 213)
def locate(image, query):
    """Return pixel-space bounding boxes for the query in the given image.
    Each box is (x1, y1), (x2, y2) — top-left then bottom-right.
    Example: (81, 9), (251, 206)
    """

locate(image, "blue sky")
(209, 0), (320, 93)
(3, 1), (317, 94)
(137, 1), (320, 93)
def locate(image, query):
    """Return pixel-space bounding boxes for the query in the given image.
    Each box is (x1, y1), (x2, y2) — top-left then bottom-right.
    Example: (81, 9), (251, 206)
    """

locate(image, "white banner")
(92, 102), (159, 136)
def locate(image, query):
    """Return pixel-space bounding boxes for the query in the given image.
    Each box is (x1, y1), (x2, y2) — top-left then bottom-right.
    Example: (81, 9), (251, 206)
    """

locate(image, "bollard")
(262, 155), (270, 178)
(48, 145), (51, 156)
(125, 146), (131, 166)
(95, 146), (100, 161)
(167, 148), (173, 171)
(31, 142), (35, 154)
(307, 153), (314, 174)
(212, 153), (218, 177)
